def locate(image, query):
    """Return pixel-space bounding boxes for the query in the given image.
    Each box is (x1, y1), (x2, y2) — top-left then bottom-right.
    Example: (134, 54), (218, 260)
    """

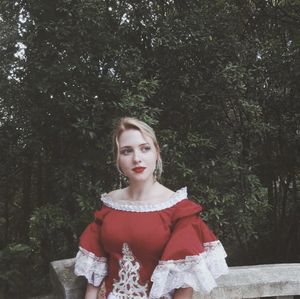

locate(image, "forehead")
(118, 129), (154, 147)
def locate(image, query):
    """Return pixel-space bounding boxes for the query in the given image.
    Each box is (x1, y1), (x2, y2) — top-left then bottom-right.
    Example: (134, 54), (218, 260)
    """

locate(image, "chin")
(129, 174), (152, 183)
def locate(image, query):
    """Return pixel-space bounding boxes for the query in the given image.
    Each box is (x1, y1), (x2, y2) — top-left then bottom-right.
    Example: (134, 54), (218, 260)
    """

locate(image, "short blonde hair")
(113, 117), (163, 180)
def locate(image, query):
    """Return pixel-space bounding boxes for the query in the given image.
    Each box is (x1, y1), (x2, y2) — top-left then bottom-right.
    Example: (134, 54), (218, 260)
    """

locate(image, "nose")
(133, 150), (141, 163)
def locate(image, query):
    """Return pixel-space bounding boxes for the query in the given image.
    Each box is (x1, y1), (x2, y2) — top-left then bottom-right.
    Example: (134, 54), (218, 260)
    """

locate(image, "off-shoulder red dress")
(74, 187), (228, 299)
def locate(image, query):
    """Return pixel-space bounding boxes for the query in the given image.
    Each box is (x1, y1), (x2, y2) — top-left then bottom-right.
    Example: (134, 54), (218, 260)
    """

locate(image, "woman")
(74, 117), (228, 299)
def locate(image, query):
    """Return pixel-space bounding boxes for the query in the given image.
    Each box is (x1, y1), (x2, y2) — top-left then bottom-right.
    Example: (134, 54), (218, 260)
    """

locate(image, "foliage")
(29, 204), (75, 261)
(0, 0), (299, 296)
(0, 243), (32, 298)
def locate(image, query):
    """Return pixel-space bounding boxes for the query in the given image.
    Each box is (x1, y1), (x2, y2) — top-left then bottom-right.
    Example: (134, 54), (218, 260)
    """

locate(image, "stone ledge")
(50, 258), (86, 299)
(198, 264), (300, 299)
(49, 259), (300, 299)
(30, 295), (54, 299)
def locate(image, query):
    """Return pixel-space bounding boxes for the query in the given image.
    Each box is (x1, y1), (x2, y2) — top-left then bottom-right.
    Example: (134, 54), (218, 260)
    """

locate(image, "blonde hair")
(113, 117), (163, 180)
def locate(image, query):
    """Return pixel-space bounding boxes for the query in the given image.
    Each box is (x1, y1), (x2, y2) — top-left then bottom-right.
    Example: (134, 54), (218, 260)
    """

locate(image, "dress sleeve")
(74, 208), (108, 287)
(149, 200), (228, 299)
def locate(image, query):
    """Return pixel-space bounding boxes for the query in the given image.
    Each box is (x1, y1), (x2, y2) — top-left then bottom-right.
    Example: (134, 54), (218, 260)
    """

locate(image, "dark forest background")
(0, 0), (299, 298)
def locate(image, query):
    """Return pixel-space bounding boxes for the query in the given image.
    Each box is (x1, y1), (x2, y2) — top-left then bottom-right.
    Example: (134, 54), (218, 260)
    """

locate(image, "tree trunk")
(21, 160), (32, 241)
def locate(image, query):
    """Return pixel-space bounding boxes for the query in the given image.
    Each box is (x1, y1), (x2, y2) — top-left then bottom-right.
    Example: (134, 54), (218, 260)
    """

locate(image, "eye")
(120, 148), (132, 155)
(141, 146), (151, 152)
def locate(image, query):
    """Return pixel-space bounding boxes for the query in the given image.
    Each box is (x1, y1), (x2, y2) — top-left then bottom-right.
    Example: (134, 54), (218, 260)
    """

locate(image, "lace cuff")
(149, 241), (228, 299)
(74, 246), (108, 287)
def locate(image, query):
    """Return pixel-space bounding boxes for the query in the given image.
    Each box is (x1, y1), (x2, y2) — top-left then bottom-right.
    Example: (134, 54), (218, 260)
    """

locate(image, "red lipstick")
(132, 167), (146, 173)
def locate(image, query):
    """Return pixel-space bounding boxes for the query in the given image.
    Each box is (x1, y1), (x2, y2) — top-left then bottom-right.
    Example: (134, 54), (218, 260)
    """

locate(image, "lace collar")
(100, 187), (187, 212)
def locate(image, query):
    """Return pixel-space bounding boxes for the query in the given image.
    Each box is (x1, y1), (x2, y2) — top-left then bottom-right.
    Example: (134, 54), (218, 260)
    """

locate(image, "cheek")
(118, 156), (129, 169)
(145, 153), (157, 166)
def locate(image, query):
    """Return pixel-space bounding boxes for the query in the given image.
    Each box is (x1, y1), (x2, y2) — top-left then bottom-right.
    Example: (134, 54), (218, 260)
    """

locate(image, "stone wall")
(49, 259), (300, 299)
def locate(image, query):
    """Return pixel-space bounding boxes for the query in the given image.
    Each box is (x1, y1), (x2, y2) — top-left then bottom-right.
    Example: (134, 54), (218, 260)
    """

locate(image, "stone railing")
(49, 259), (300, 299)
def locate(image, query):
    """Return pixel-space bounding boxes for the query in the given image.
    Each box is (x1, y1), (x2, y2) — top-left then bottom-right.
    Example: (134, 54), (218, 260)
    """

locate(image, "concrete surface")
(49, 259), (300, 299)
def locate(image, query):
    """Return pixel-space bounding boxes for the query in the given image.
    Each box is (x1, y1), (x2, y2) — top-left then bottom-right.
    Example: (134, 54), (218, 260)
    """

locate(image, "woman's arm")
(173, 287), (193, 299)
(85, 283), (99, 299)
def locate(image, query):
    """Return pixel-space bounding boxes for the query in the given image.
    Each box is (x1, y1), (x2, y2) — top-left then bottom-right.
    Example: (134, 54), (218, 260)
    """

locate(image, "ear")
(156, 154), (161, 166)
(156, 144), (161, 158)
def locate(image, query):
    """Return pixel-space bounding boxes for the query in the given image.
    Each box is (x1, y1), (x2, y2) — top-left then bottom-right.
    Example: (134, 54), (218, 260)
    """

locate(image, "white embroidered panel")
(149, 240), (229, 299)
(74, 246), (107, 287)
(112, 243), (148, 298)
(100, 187), (187, 212)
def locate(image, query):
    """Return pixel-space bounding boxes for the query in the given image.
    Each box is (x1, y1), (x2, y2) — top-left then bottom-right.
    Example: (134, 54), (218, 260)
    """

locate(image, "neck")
(126, 178), (157, 201)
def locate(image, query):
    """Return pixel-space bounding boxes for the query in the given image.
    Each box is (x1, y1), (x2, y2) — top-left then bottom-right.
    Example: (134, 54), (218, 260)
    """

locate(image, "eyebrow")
(120, 143), (150, 149)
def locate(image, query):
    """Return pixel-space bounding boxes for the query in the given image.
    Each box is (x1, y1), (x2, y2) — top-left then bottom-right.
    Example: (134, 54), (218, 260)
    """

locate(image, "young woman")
(74, 117), (228, 299)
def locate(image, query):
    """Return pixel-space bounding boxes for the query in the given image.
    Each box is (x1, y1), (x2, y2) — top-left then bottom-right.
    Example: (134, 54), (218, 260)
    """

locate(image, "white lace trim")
(100, 187), (187, 212)
(149, 240), (228, 299)
(112, 243), (148, 298)
(74, 247), (108, 287)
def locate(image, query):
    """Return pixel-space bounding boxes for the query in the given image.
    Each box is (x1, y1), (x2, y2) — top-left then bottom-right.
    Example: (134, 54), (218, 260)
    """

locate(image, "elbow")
(173, 287), (193, 299)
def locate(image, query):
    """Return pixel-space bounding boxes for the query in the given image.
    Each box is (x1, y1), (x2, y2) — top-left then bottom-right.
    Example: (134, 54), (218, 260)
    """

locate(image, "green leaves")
(28, 203), (76, 281)
(0, 0), (299, 296)
(0, 243), (33, 298)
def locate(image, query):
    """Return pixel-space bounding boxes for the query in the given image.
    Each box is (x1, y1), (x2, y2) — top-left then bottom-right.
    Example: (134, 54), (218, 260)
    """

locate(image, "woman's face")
(118, 129), (158, 184)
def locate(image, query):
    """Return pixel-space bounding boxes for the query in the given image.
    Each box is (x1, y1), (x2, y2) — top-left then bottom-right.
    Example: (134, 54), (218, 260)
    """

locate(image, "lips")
(132, 167), (146, 173)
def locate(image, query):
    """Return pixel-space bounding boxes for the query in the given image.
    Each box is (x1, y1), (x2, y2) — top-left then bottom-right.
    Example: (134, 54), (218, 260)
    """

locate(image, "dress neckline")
(100, 187), (187, 212)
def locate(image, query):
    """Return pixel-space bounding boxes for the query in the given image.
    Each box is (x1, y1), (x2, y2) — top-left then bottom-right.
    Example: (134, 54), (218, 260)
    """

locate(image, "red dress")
(74, 187), (228, 299)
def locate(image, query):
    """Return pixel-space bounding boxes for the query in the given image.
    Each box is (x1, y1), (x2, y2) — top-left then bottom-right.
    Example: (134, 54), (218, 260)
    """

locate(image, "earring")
(153, 161), (158, 182)
(118, 171), (128, 189)
(118, 172), (122, 189)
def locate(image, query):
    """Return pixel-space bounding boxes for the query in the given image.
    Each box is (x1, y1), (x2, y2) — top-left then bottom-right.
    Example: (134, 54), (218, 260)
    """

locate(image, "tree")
(0, 0), (299, 297)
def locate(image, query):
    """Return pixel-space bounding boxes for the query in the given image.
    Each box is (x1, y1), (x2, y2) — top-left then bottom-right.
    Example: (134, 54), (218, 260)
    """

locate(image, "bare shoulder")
(107, 189), (125, 200)
(154, 183), (176, 199)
